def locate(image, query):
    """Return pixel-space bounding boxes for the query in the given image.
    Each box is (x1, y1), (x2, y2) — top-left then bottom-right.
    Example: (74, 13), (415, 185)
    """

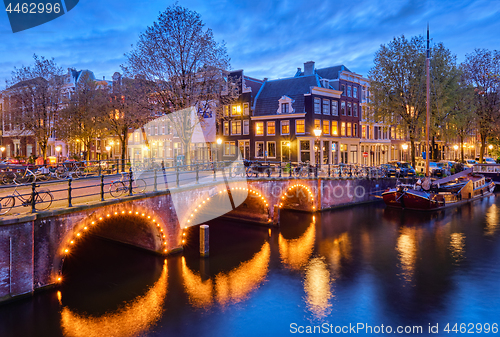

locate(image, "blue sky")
(1, 0), (499, 88)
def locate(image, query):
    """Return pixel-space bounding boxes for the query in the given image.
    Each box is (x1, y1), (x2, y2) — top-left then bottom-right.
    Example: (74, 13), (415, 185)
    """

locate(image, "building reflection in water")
(396, 227), (418, 283)
(182, 242), (270, 308)
(485, 204), (499, 236)
(304, 257), (332, 319)
(278, 221), (315, 270)
(448, 232), (466, 264)
(319, 232), (352, 279)
(60, 262), (168, 337)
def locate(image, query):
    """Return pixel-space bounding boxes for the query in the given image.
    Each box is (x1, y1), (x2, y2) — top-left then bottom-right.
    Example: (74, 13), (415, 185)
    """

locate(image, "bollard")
(129, 167), (133, 196)
(278, 162), (282, 177)
(289, 160), (292, 178)
(68, 178), (73, 207)
(196, 164), (199, 184)
(31, 182), (37, 213)
(100, 175), (105, 201)
(200, 225), (209, 257)
(176, 166), (180, 187)
(154, 169), (158, 192)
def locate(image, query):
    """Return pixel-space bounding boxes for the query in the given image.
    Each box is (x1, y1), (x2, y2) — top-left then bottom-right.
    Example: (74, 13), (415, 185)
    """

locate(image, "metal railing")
(0, 159), (400, 217)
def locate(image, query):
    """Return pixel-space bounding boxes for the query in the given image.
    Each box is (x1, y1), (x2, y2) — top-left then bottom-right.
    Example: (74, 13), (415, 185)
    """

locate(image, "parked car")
(484, 157), (496, 164)
(387, 161), (416, 177)
(381, 163), (398, 178)
(415, 160), (445, 177)
(465, 159), (477, 168)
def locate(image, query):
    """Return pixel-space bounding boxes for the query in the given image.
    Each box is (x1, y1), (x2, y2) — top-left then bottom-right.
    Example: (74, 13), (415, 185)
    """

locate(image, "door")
(238, 140), (250, 160)
(281, 141), (290, 162)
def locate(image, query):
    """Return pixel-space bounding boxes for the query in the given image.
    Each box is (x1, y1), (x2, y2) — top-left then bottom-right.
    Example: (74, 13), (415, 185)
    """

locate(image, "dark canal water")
(1, 196), (500, 337)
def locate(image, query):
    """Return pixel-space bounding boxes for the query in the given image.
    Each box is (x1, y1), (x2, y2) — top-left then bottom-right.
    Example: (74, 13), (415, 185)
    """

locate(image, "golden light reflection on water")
(449, 232), (465, 263)
(324, 232), (352, 278)
(60, 263), (168, 337)
(279, 222), (315, 270)
(182, 242), (270, 308)
(485, 204), (499, 236)
(396, 227), (417, 282)
(304, 257), (332, 319)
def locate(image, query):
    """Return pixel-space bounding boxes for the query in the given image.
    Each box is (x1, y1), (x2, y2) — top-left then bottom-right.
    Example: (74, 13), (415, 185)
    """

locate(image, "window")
(353, 103), (358, 117)
(224, 141), (236, 156)
(231, 120), (242, 135)
(322, 99), (330, 115)
(281, 103), (289, 114)
(391, 127), (395, 139)
(231, 105), (241, 116)
(243, 103), (249, 115)
(332, 121), (338, 136)
(347, 102), (352, 116)
(223, 105), (229, 117)
(267, 141), (276, 158)
(243, 120), (249, 135)
(341, 84), (346, 96)
(323, 120), (330, 135)
(362, 125), (366, 138)
(296, 119), (305, 134)
(353, 87), (358, 98)
(347, 122), (352, 136)
(155, 126), (158, 135)
(341, 122), (346, 136)
(332, 101), (338, 116)
(300, 140), (310, 162)
(341, 101), (346, 115)
(314, 98), (321, 114)
(223, 121), (229, 136)
(267, 121), (275, 135)
(255, 122), (264, 136)
(314, 119), (321, 131)
(255, 141), (264, 158)
(281, 120), (290, 135)
(353, 123), (358, 137)
(347, 86), (352, 97)
(161, 126), (165, 135)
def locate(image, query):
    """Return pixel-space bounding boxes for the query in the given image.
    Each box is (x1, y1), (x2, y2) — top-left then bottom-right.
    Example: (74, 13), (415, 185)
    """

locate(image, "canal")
(1, 196), (500, 336)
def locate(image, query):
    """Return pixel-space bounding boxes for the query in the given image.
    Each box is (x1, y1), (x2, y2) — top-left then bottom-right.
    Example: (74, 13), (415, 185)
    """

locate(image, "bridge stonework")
(0, 177), (395, 303)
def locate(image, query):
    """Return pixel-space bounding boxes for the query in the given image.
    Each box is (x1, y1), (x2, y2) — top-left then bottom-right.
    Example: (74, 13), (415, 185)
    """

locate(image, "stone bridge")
(0, 176), (396, 303)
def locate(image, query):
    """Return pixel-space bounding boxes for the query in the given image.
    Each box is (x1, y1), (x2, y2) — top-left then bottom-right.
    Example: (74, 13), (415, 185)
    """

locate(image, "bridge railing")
(0, 159), (399, 217)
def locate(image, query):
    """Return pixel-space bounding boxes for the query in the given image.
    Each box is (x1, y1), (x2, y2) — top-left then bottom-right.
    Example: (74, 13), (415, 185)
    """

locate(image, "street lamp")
(488, 144), (493, 158)
(55, 145), (62, 164)
(105, 145), (111, 159)
(313, 128), (322, 177)
(216, 137), (222, 168)
(0, 146), (5, 159)
(453, 145), (459, 160)
(402, 143), (408, 161)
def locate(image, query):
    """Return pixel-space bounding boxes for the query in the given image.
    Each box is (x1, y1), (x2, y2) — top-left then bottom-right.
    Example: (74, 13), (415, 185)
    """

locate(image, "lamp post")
(488, 144), (493, 158)
(105, 145), (111, 159)
(453, 145), (459, 160)
(402, 143), (408, 162)
(313, 128), (322, 177)
(55, 145), (62, 164)
(0, 146), (5, 160)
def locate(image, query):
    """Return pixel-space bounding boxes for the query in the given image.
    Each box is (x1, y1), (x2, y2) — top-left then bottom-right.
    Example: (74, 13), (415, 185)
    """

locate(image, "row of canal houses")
(218, 61), (399, 166)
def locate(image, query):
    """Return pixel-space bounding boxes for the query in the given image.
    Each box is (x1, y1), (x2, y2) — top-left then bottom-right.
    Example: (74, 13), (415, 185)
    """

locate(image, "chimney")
(304, 61), (315, 76)
(103, 76), (105, 80)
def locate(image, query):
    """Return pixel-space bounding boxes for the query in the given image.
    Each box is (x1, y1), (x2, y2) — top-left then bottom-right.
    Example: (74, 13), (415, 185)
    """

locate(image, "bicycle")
(109, 172), (147, 197)
(0, 184), (53, 215)
(55, 162), (86, 179)
(293, 162), (311, 178)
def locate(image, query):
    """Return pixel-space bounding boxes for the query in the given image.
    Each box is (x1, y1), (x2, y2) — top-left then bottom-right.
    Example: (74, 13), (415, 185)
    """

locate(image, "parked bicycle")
(2, 167), (51, 185)
(0, 184), (53, 215)
(109, 172), (147, 197)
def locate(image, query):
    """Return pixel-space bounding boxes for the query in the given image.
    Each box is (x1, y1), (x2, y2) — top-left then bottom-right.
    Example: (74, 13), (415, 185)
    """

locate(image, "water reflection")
(485, 204), (499, 236)
(448, 233), (465, 264)
(279, 221), (315, 270)
(304, 257), (332, 319)
(396, 227), (418, 283)
(60, 262), (168, 337)
(319, 232), (352, 278)
(182, 242), (270, 308)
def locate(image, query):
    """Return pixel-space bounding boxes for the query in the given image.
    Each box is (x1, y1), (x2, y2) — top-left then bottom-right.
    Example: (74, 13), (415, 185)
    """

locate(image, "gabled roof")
(294, 65), (352, 80)
(254, 75), (319, 115)
(7, 77), (48, 90)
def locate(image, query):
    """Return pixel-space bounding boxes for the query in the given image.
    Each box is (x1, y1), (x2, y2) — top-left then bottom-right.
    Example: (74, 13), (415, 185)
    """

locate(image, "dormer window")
(320, 79), (329, 88)
(277, 95), (294, 114)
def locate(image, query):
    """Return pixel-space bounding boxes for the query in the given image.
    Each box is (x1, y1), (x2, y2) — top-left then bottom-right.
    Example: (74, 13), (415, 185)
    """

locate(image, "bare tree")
(123, 4), (233, 164)
(462, 49), (500, 163)
(57, 72), (109, 160)
(5, 55), (63, 159)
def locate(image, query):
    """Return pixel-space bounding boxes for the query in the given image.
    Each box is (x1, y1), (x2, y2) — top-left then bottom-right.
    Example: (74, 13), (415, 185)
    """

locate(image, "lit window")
(331, 101), (338, 116)
(332, 121), (338, 136)
(223, 121), (229, 136)
(231, 105), (241, 116)
(362, 125), (366, 138)
(223, 105), (229, 117)
(347, 122), (352, 136)
(267, 142), (276, 158)
(255, 122), (264, 136)
(281, 120), (290, 135)
(267, 121), (275, 135)
(314, 98), (321, 114)
(224, 141), (236, 156)
(231, 120), (241, 135)
(314, 119), (321, 130)
(341, 122), (346, 136)
(323, 120), (330, 135)
(243, 103), (249, 115)
(296, 120), (305, 134)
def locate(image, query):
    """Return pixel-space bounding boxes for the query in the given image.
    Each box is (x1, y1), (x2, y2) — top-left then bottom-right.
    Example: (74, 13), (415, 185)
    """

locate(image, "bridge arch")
(55, 206), (170, 284)
(279, 183), (316, 212)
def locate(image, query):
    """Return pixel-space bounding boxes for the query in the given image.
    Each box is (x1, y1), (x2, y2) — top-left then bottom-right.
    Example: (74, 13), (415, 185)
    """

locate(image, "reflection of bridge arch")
(55, 208), (168, 283)
(183, 187), (271, 230)
(60, 262), (168, 337)
(279, 183), (315, 212)
(279, 220), (316, 270)
(181, 242), (270, 308)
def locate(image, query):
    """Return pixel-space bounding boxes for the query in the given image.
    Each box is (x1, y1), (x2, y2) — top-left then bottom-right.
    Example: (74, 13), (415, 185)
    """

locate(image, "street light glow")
(313, 128), (322, 137)
(488, 144), (493, 150)
(216, 138), (222, 145)
(402, 144), (408, 151)
(453, 145), (459, 150)
(55, 145), (62, 152)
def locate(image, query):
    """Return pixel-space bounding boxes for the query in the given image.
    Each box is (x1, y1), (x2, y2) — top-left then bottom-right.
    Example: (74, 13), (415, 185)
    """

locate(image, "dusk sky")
(1, 0), (499, 89)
